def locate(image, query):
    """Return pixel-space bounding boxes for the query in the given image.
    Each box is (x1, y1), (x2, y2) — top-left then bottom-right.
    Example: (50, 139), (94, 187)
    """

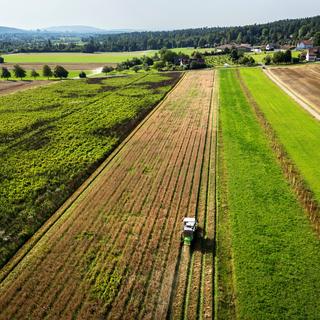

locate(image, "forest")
(0, 15), (319, 53)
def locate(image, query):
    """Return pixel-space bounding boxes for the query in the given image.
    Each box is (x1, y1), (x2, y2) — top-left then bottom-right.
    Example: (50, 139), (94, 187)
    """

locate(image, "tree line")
(0, 16), (319, 54)
(1, 65), (69, 80)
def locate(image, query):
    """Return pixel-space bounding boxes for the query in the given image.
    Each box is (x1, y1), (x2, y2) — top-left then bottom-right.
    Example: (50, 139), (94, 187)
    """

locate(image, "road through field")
(0, 70), (216, 319)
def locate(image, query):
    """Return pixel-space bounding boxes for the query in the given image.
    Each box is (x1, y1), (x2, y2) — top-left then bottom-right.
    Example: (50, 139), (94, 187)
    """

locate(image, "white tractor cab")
(182, 217), (198, 245)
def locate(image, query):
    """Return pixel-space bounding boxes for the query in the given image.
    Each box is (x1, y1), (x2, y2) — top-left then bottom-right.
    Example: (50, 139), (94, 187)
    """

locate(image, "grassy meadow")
(2, 48), (215, 65)
(240, 68), (320, 202)
(219, 68), (320, 319)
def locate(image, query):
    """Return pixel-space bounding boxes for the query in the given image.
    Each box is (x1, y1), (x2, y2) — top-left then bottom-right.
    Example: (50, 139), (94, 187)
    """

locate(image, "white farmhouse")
(306, 47), (320, 62)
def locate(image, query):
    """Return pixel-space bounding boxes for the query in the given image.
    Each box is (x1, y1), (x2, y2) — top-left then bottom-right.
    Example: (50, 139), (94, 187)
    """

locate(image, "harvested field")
(0, 80), (52, 95)
(0, 70), (216, 319)
(268, 65), (320, 113)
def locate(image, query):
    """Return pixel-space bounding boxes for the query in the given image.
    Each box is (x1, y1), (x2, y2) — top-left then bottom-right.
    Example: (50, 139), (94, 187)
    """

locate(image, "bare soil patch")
(269, 65), (320, 113)
(0, 80), (52, 96)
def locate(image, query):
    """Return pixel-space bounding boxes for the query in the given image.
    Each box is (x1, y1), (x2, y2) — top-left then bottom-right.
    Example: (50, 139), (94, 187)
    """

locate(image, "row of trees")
(1, 65), (69, 80)
(229, 49), (256, 66)
(263, 50), (299, 65)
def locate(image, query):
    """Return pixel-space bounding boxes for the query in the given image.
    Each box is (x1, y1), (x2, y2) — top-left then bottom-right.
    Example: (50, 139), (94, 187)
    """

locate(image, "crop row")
(0, 71), (216, 319)
(0, 72), (181, 267)
(218, 68), (320, 319)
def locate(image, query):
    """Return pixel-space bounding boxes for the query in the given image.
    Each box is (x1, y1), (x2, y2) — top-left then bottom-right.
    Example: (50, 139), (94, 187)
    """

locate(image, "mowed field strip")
(0, 70), (216, 319)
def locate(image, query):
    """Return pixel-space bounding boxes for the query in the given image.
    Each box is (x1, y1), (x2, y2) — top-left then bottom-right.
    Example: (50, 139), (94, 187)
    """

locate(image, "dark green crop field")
(0, 72), (181, 267)
(218, 69), (320, 319)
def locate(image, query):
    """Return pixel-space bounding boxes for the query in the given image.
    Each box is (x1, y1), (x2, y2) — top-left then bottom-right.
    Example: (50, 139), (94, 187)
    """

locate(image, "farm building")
(306, 47), (320, 62)
(296, 40), (313, 50)
(266, 43), (275, 51)
(251, 46), (262, 53)
(237, 44), (252, 52)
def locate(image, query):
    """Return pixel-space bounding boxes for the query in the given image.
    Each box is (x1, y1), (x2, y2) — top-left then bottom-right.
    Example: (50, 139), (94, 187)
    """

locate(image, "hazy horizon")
(1, 0), (320, 30)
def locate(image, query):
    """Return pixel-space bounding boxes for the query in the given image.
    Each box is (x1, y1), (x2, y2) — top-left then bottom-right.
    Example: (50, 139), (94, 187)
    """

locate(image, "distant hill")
(42, 25), (132, 34)
(0, 26), (27, 34)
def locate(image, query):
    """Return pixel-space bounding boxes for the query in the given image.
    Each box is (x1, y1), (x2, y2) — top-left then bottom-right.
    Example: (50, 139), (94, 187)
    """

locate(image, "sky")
(1, 0), (319, 30)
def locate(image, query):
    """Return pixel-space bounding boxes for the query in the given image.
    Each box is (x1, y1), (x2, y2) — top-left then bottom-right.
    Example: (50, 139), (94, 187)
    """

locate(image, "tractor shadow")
(192, 227), (216, 254)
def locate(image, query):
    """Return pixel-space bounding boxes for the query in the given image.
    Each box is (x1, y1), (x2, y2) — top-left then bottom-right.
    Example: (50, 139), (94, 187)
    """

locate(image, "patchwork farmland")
(0, 70), (217, 319)
(0, 64), (320, 320)
(218, 68), (320, 319)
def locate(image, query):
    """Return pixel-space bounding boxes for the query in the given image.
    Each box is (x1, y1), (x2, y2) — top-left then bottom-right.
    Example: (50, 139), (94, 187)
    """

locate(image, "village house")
(237, 44), (252, 52)
(306, 47), (320, 62)
(296, 40), (313, 50)
(251, 46), (262, 53)
(266, 43), (275, 51)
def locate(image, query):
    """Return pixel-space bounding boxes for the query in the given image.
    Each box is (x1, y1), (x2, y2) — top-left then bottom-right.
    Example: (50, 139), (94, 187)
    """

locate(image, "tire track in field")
(167, 70), (217, 320)
(0, 71), (219, 319)
(0, 73), (168, 314)
(0, 73), (184, 317)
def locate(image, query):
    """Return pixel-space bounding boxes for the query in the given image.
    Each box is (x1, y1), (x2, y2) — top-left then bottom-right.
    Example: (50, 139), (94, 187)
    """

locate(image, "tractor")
(182, 217), (198, 245)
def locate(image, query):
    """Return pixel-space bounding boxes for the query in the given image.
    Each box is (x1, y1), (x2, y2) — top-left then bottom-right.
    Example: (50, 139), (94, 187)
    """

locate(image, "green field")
(245, 50), (300, 63)
(205, 54), (234, 67)
(2, 52), (154, 64)
(0, 72), (180, 267)
(218, 68), (320, 319)
(2, 48), (213, 64)
(240, 68), (320, 202)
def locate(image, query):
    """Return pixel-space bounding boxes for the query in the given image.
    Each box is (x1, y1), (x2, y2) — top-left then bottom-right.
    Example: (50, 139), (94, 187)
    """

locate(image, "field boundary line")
(237, 69), (320, 236)
(263, 68), (320, 121)
(0, 72), (186, 285)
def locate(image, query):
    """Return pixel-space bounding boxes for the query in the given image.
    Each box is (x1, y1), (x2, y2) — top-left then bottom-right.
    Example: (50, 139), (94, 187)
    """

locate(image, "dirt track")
(266, 65), (320, 119)
(0, 80), (52, 95)
(0, 70), (217, 319)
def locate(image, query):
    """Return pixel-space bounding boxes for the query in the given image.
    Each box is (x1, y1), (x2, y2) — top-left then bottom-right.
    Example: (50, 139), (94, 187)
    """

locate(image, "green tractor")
(182, 217), (198, 245)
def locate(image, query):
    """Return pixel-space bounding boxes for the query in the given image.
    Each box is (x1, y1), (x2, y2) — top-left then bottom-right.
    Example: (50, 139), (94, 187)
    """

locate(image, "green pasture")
(2, 48), (213, 65)
(219, 68), (320, 319)
(240, 68), (320, 202)
(245, 50), (300, 63)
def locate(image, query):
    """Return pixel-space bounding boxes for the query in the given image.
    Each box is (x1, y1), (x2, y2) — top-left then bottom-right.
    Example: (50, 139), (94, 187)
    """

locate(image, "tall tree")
(313, 32), (320, 46)
(13, 65), (26, 80)
(30, 69), (40, 80)
(53, 65), (69, 79)
(42, 65), (53, 79)
(1, 67), (11, 80)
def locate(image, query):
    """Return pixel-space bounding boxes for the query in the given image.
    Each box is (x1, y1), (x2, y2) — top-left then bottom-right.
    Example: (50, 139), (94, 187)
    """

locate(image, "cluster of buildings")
(296, 40), (320, 62)
(215, 40), (320, 62)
